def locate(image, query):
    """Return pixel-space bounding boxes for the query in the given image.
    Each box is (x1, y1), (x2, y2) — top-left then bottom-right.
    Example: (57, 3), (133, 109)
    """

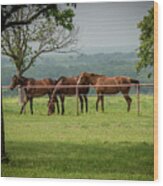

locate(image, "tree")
(1, 5), (78, 77)
(1, 4), (77, 162)
(136, 6), (154, 78)
(1, 4), (76, 32)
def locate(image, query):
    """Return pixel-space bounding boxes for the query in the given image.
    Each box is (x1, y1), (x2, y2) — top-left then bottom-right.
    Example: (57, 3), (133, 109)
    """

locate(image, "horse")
(48, 76), (90, 115)
(77, 72), (139, 112)
(10, 75), (60, 115)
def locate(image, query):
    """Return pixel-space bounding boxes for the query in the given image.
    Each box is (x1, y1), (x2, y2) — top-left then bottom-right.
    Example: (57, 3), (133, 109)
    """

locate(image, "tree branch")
(2, 5), (78, 75)
(3, 5), (57, 31)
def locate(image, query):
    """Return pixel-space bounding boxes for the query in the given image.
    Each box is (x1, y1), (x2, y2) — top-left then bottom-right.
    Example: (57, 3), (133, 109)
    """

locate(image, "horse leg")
(79, 95), (83, 113)
(48, 93), (55, 113)
(29, 98), (33, 115)
(55, 96), (60, 114)
(60, 95), (65, 115)
(101, 95), (104, 112)
(83, 95), (88, 113)
(123, 94), (132, 112)
(96, 95), (101, 112)
(20, 98), (29, 114)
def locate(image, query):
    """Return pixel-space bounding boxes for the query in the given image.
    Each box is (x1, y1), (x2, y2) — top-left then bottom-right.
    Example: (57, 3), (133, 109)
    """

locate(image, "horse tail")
(130, 78), (140, 92)
(130, 78), (139, 84)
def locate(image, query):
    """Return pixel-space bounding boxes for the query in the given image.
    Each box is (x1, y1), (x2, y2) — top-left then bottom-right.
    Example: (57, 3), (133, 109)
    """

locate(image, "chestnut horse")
(77, 72), (139, 112)
(48, 76), (89, 115)
(10, 75), (60, 115)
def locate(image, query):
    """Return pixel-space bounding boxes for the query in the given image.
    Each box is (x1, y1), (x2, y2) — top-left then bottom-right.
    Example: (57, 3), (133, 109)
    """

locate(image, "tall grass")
(2, 95), (154, 180)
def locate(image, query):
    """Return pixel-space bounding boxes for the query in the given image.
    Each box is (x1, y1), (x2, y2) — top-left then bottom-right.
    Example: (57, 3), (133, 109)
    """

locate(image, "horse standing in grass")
(48, 76), (90, 115)
(77, 72), (139, 112)
(10, 75), (60, 115)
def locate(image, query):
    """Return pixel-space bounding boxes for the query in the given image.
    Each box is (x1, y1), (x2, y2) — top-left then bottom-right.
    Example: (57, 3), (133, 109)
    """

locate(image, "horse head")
(10, 75), (22, 90)
(77, 72), (100, 85)
(77, 72), (90, 85)
(47, 97), (56, 116)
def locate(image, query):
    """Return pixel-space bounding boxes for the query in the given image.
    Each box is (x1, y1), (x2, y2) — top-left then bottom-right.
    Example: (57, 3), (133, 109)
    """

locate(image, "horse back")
(55, 76), (89, 95)
(25, 78), (54, 97)
(95, 76), (131, 94)
(27, 78), (54, 85)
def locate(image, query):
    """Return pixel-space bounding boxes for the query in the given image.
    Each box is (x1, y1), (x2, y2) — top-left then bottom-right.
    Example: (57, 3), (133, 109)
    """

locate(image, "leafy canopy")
(1, 5), (78, 76)
(136, 6), (154, 78)
(1, 4), (76, 32)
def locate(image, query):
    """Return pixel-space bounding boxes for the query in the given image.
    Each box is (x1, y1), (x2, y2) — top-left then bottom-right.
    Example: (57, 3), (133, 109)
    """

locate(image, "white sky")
(73, 1), (153, 53)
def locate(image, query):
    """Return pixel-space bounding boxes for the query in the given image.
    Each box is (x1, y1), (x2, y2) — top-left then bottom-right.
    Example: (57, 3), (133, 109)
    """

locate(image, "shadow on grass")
(2, 141), (154, 180)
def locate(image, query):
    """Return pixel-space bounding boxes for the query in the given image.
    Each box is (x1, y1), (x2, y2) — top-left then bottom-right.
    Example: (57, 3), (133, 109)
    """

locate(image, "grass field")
(1, 95), (154, 180)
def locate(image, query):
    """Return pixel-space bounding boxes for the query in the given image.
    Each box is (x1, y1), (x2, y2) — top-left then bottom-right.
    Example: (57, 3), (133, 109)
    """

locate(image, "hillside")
(1, 52), (153, 86)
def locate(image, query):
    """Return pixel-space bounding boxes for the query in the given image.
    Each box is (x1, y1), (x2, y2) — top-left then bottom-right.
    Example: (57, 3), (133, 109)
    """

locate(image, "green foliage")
(137, 6), (154, 78)
(2, 96), (154, 180)
(1, 4), (76, 32)
(48, 8), (75, 30)
(1, 5), (76, 76)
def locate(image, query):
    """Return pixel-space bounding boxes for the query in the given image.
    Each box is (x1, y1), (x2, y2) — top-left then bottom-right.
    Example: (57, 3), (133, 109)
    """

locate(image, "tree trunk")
(18, 87), (25, 106)
(17, 70), (26, 106)
(1, 90), (8, 163)
(1, 98), (5, 156)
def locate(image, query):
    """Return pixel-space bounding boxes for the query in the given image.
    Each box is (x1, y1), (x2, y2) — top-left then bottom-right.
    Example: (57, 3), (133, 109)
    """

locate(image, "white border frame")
(1, 1), (162, 186)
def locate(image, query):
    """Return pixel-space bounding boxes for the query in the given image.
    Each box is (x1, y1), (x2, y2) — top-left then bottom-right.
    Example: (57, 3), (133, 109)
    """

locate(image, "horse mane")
(18, 75), (34, 81)
(57, 76), (66, 82)
(90, 72), (102, 77)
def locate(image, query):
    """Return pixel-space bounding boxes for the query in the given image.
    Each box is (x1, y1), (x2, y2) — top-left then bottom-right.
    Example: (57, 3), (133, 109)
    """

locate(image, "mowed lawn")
(2, 95), (154, 180)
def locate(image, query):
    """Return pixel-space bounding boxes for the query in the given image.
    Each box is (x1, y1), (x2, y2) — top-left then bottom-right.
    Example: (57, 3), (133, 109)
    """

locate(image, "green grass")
(1, 95), (154, 180)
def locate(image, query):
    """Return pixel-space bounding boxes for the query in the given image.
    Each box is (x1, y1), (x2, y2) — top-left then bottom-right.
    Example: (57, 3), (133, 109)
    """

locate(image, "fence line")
(2, 83), (154, 116)
(2, 83), (154, 89)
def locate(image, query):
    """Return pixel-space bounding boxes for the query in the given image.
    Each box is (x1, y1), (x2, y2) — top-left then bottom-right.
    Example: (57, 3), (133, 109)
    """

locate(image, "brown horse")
(48, 76), (89, 115)
(10, 75), (60, 114)
(77, 72), (139, 112)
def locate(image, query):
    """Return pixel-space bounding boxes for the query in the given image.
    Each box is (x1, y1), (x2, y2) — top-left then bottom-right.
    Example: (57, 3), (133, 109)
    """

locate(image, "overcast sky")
(73, 1), (153, 53)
